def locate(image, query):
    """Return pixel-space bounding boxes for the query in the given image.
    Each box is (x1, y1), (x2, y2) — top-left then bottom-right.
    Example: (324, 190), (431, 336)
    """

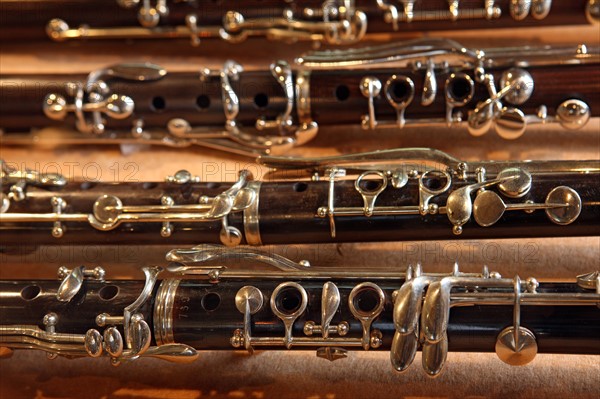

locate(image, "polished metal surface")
(166, 245), (309, 276)
(510, 0), (532, 20)
(1, 162), (68, 215)
(1, 161), (67, 189)
(555, 99), (591, 130)
(348, 282), (385, 350)
(235, 286), (264, 315)
(304, 281), (350, 358)
(296, 38), (481, 69)
(577, 271), (600, 291)
(544, 186), (582, 225)
(56, 266), (85, 303)
(271, 282), (309, 349)
(320, 282), (341, 340)
(385, 74), (415, 127)
(84, 329), (104, 358)
(496, 167), (532, 198)
(165, 170), (201, 185)
(103, 327), (124, 358)
(0, 266), (199, 364)
(531, 0), (553, 19)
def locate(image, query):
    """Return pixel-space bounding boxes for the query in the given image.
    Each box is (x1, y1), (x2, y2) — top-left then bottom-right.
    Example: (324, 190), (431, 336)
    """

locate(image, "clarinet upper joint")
(262, 148), (596, 236)
(43, 63), (166, 135)
(315, 165), (583, 236)
(1, 160), (67, 217)
(131, 246), (600, 373)
(0, 167), (262, 245)
(299, 39), (596, 139)
(163, 250), (600, 375)
(46, 0), (368, 46)
(165, 60), (318, 156)
(39, 0), (600, 46)
(0, 247), (599, 375)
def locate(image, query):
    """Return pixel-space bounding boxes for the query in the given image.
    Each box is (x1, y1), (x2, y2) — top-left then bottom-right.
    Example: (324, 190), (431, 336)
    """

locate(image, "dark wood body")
(0, 1), (592, 42)
(1, 172), (598, 246)
(0, 279), (150, 337)
(1, 63), (598, 133)
(1, 278), (598, 354)
(0, 71), (286, 132)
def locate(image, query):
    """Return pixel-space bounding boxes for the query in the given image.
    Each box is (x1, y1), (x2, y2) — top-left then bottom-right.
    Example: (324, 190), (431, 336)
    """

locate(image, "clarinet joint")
(4, 247), (597, 377)
(312, 156), (586, 237)
(46, 0), (368, 46)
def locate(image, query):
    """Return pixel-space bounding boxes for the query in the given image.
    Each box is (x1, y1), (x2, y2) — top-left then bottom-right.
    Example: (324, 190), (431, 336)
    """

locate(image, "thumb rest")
(1, 246), (598, 377)
(2, 148), (599, 245)
(5, 1), (597, 46)
(1, 39), (598, 157)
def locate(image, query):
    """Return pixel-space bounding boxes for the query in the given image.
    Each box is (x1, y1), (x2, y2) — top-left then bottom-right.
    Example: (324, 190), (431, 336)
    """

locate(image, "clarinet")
(1, 40), (598, 157)
(0, 246), (598, 376)
(2, 148), (599, 246)
(1, 0), (598, 46)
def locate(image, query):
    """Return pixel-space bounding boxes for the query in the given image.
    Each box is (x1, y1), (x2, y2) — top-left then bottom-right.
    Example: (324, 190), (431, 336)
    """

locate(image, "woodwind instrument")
(1, 1), (599, 397)
(2, 148), (598, 246)
(1, 40), (597, 156)
(1, 1), (598, 46)
(1, 246), (598, 377)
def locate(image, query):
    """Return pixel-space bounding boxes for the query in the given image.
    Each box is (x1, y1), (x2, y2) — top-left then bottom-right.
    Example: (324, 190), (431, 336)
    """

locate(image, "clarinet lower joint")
(0, 247), (598, 376)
